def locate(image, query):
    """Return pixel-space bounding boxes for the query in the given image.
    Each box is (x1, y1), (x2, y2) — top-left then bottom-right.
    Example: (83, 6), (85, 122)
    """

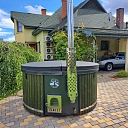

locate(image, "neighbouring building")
(0, 38), (3, 42)
(11, 0), (128, 67)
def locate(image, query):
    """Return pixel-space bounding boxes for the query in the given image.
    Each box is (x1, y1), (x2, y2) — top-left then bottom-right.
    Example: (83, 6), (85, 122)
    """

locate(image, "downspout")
(92, 36), (97, 63)
(125, 39), (128, 72)
(66, 0), (78, 103)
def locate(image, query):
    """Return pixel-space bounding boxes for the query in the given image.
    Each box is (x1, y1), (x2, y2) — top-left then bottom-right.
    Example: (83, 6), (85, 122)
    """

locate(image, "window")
(17, 21), (22, 32)
(29, 44), (37, 51)
(101, 40), (109, 50)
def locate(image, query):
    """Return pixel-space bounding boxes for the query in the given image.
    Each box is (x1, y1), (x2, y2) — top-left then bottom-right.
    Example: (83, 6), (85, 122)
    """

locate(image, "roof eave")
(11, 16), (14, 22)
(84, 27), (128, 37)
(32, 27), (53, 36)
(95, 34), (128, 38)
(24, 26), (39, 29)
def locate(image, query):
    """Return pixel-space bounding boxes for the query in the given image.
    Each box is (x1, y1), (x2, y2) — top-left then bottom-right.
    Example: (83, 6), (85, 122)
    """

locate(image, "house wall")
(119, 38), (126, 52)
(14, 19), (25, 43)
(96, 37), (119, 60)
(36, 31), (49, 60)
(14, 19), (49, 60)
(24, 28), (36, 42)
(14, 20), (36, 43)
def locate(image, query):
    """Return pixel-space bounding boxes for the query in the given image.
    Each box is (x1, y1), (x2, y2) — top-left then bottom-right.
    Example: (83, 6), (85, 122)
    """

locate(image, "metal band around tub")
(23, 102), (43, 114)
(80, 101), (97, 112)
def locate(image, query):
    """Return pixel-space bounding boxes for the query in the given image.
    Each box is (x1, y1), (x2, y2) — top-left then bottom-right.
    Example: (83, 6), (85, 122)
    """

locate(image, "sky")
(0, 0), (128, 42)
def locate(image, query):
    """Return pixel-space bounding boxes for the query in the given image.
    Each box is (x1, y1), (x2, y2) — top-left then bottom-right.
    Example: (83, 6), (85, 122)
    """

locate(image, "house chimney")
(116, 8), (124, 28)
(62, 0), (67, 19)
(41, 9), (46, 15)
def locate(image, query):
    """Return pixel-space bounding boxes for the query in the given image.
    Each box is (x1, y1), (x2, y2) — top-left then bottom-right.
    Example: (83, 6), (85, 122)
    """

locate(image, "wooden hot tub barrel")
(21, 61), (99, 116)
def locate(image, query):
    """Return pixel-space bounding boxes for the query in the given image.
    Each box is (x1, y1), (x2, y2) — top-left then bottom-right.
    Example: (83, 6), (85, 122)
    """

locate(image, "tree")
(52, 30), (97, 61)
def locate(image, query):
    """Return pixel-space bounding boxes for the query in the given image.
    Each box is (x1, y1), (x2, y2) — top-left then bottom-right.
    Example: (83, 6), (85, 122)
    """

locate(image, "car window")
(116, 57), (123, 59)
(118, 54), (124, 56)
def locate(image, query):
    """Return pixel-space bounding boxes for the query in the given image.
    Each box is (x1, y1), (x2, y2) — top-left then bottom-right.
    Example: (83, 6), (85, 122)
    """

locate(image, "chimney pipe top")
(41, 9), (46, 15)
(62, 0), (67, 19)
(117, 8), (124, 10)
(116, 8), (124, 29)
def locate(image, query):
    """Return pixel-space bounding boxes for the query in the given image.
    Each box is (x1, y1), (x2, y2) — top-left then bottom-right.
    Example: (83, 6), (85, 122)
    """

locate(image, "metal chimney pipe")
(67, 0), (74, 48)
(66, 0), (77, 103)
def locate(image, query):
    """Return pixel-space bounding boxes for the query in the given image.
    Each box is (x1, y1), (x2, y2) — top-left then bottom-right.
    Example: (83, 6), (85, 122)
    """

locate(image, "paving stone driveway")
(0, 70), (128, 128)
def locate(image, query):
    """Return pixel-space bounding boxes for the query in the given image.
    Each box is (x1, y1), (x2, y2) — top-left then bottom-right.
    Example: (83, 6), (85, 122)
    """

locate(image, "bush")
(0, 42), (42, 99)
(52, 30), (97, 61)
(116, 70), (128, 77)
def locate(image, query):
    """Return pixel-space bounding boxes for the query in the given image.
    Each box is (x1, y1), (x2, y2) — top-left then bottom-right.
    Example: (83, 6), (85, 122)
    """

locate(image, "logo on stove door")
(50, 78), (59, 88)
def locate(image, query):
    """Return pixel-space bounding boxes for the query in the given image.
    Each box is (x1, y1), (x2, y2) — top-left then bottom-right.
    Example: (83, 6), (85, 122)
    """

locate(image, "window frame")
(101, 40), (109, 50)
(17, 21), (22, 32)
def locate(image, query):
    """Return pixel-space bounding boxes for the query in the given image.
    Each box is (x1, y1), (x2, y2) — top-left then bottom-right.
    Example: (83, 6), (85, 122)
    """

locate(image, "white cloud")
(4, 36), (15, 42)
(124, 14), (128, 22)
(25, 5), (43, 14)
(0, 17), (14, 29)
(47, 12), (54, 16)
(0, 31), (12, 36)
(0, 9), (14, 29)
(25, 5), (54, 15)
(0, 9), (14, 42)
(101, 0), (128, 22)
(0, 9), (9, 16)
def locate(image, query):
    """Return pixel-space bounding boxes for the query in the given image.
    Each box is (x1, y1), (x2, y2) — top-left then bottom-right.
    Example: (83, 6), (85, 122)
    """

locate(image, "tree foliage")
(52, 30), (97, 61)
(0, 42), (42, 99)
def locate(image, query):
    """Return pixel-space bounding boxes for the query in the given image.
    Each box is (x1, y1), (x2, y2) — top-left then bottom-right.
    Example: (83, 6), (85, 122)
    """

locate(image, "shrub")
(0, 42), (42, 99)
(116, 70), (128, 77)
(52, 30), (97, 61)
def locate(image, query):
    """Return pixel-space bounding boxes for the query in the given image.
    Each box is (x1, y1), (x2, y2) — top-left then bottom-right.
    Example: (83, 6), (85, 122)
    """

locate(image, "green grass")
(116, 70), (128, 77)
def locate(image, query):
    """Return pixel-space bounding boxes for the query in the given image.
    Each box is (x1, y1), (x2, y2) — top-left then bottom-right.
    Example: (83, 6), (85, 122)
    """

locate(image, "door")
(114, 57), (125, 68)
(29, 44), (37, 51)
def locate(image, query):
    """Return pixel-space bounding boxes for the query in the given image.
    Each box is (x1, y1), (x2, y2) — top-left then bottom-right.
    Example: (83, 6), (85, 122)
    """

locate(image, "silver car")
(98, 52), (125, 71)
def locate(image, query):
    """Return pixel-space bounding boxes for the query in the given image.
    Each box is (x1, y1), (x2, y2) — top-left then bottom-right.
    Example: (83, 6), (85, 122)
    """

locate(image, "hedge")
(0, 42), (42, 99)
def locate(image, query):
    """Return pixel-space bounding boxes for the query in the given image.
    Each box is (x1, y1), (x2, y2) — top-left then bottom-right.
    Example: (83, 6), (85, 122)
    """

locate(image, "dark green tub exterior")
(23, 74), (44, 116)
(78, 73), (97, 114)
(21, 61), (99, 116)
